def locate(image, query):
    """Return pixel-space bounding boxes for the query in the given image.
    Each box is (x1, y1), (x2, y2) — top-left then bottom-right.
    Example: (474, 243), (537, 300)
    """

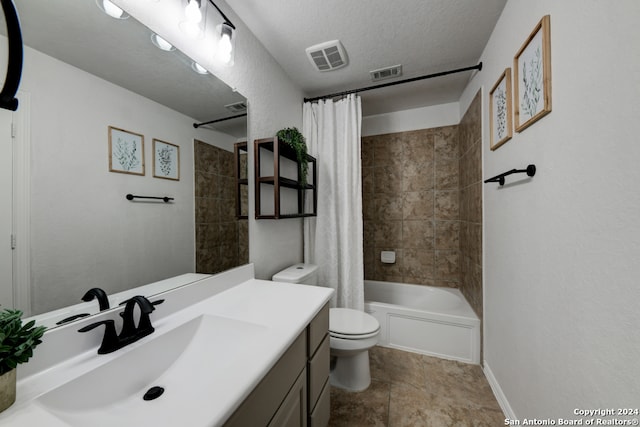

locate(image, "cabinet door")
(308, 335), (330, 411)
(224, 332), (306, 427)
(269, 368), (307, 427)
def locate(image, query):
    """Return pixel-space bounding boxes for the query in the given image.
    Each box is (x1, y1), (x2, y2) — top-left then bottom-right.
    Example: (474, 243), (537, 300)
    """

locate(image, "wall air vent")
(224, 101), (247, 113)
(370, 64), (403, 82)
(305, 40), (348, 72)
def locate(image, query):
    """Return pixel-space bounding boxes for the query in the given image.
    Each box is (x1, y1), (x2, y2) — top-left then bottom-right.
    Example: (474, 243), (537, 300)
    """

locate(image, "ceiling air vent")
(370, 64), (403, 82)
(306, 40), (348, 72)
(224, 101), (247, 113)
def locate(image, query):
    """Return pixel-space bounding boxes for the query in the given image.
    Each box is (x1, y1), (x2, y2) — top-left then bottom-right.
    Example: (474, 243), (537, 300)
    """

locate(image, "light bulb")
(102, 0), (124, 19)
(191, 62), (208, 75)
(217, 33), (233, 64)
(216, 25), (234, 65)
(184, 0), (202, 23)
(151, 34), (175, 51)
(179, 0), (204, 39)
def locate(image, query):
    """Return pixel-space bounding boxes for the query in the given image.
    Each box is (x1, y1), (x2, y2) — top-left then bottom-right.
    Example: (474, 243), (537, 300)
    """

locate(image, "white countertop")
(0, 268), (334, 427)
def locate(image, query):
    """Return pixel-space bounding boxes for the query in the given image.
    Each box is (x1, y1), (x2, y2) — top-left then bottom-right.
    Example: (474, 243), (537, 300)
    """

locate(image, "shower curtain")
(302, 94), (364, 310)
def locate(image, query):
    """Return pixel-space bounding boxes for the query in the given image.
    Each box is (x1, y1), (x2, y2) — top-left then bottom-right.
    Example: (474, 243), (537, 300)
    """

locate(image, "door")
(0, 108), (13, 309)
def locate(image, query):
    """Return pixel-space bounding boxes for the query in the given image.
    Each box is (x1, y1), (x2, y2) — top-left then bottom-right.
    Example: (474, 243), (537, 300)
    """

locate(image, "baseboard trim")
(483, 360), (516, 420)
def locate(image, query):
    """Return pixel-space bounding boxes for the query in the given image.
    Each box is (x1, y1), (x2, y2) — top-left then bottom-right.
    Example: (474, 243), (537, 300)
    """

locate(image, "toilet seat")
(330, 330), (379, 340)
(329, 308), (380, 339)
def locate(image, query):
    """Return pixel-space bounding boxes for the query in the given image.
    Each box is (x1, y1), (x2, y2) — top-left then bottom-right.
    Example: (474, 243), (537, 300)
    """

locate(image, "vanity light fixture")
(207, 0), (236, 65)
(191, 61), (208, 75)
(180, 0), (206, 39)
(216, 23), (235, 65)
(95, 0), (129, 20)
(178, 0), (236, 64)
(151, 33), (175, 51)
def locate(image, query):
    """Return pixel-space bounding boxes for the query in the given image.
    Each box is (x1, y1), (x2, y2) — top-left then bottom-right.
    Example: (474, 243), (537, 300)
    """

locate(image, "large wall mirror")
(0, 0), (248, 326)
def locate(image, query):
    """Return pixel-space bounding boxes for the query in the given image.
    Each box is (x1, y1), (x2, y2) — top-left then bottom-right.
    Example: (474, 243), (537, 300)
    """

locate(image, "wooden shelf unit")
(254, 137), (317, 219)
(234, 141), (248, 219)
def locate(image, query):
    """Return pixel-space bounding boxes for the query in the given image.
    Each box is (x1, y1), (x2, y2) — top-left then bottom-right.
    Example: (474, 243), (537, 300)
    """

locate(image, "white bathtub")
(364, 280), (480, 364)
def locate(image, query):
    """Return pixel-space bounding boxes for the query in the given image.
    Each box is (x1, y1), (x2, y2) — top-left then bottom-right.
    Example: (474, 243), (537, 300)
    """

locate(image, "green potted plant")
(0, 309), (46, 412)
(276, 127), (309, 188)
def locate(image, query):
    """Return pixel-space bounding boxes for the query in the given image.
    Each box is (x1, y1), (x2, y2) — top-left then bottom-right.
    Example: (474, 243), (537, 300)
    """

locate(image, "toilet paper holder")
(380, 251), (396, 264)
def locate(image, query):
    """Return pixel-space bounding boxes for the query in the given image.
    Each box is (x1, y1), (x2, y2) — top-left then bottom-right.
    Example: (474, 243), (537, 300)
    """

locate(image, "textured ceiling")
(225, 0), (507, 115)
(10, 1), (507, 121)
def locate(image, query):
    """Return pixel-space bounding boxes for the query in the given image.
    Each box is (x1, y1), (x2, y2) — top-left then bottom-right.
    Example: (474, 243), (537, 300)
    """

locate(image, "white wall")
(117, 0), (306, 280)
(459, 0), (640, 418)
(362, 102), (459, 136)
(15, 43), (235, 314)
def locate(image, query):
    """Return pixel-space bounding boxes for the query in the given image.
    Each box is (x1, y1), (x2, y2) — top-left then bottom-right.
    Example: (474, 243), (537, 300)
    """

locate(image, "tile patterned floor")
(328, 346), (505, 427)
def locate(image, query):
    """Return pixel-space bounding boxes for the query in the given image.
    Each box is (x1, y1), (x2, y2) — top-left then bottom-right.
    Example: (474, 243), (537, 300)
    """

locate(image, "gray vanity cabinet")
(307, 304), (330, 427)
(224, 303), (330, 427)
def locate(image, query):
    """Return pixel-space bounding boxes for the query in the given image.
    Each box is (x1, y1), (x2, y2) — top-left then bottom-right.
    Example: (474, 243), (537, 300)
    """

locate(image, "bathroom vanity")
(0, 265), (334, 427)
(224, 303), (330, 427)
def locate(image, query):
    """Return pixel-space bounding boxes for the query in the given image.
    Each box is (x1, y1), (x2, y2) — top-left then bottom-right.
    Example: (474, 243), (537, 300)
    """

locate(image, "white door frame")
(1, 108), (13, 309)
(12, 91), (31, 315)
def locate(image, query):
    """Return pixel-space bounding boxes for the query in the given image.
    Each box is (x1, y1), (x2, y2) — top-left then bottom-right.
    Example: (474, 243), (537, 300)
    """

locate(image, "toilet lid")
(330, 308), (379, 336)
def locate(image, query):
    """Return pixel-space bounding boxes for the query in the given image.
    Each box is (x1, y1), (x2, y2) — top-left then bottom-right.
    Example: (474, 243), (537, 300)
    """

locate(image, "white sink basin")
(36, 315), (268, 426)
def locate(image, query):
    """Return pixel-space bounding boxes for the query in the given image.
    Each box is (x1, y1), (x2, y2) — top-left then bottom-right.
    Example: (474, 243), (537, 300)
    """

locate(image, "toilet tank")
(272, 263), (318, 285)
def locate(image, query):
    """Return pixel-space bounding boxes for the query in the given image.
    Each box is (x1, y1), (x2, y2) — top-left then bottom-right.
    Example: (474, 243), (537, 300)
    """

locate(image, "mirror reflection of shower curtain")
(302, 94), (364, 310)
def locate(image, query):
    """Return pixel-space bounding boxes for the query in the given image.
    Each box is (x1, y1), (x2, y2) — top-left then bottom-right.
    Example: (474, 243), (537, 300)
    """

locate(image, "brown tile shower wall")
(459, 92), (483, 318)
(194, 140), (249, 274)
(362, 92), (482, 319)
(362, 126), (461, 288)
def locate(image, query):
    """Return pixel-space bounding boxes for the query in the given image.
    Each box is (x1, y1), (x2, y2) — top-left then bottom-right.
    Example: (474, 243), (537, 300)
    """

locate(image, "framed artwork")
(108, 126), (145, 175)
(489, 68), (513, 150)
(153, 139), (180, 180)
(514, 14), (552, 132)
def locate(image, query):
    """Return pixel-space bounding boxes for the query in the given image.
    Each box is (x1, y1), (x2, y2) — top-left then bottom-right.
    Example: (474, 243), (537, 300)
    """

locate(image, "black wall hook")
(484, 164), (536, 186)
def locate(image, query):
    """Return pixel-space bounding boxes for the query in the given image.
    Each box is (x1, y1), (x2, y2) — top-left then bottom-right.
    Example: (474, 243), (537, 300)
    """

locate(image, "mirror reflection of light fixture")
(95, 0), (129, 20)
(191, 61), (209, 75)
(151, 33), (176, 52)
(180, 0), (206, 39)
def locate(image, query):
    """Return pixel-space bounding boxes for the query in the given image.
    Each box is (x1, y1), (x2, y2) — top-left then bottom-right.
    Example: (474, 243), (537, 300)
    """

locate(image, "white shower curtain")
(302, 94), (364, 310)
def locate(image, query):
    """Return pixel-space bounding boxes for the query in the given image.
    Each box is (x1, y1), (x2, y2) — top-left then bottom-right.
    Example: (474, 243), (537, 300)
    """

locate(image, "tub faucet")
(78, 295), (156, 354)
(81, 287), (110, 311)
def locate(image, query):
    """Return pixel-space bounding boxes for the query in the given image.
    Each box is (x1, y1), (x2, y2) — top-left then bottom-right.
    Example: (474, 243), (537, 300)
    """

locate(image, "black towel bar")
(484, 164), (536, 186)
(126, 194), (174, 203)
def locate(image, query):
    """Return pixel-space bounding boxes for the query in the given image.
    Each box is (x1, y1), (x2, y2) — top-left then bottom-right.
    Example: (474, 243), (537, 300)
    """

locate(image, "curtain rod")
(303, 62), (482, 103)
(193, 113), (247, 129)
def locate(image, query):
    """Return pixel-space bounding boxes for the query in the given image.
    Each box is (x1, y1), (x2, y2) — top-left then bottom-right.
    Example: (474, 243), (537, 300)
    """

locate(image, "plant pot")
(0, 369), (16, 413)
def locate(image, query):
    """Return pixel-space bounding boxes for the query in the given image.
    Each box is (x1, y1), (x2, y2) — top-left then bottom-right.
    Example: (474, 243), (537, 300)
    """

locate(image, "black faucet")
(119, 296), (156, 341)
(81, 288), (110, 311)
(78, 295), (156, 354)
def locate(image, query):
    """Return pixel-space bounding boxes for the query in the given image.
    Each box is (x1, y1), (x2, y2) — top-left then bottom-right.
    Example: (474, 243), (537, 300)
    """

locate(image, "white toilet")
(272, 263), (380, 392)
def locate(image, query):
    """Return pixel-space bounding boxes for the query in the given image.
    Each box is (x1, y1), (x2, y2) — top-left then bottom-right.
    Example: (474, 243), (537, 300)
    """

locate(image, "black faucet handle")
(78, 320), (120, 354)
(122, 296), (155, 315)
(120, 296), (156, 340)
(118, 297), (163, 309)
(133, 295), (155, 314)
